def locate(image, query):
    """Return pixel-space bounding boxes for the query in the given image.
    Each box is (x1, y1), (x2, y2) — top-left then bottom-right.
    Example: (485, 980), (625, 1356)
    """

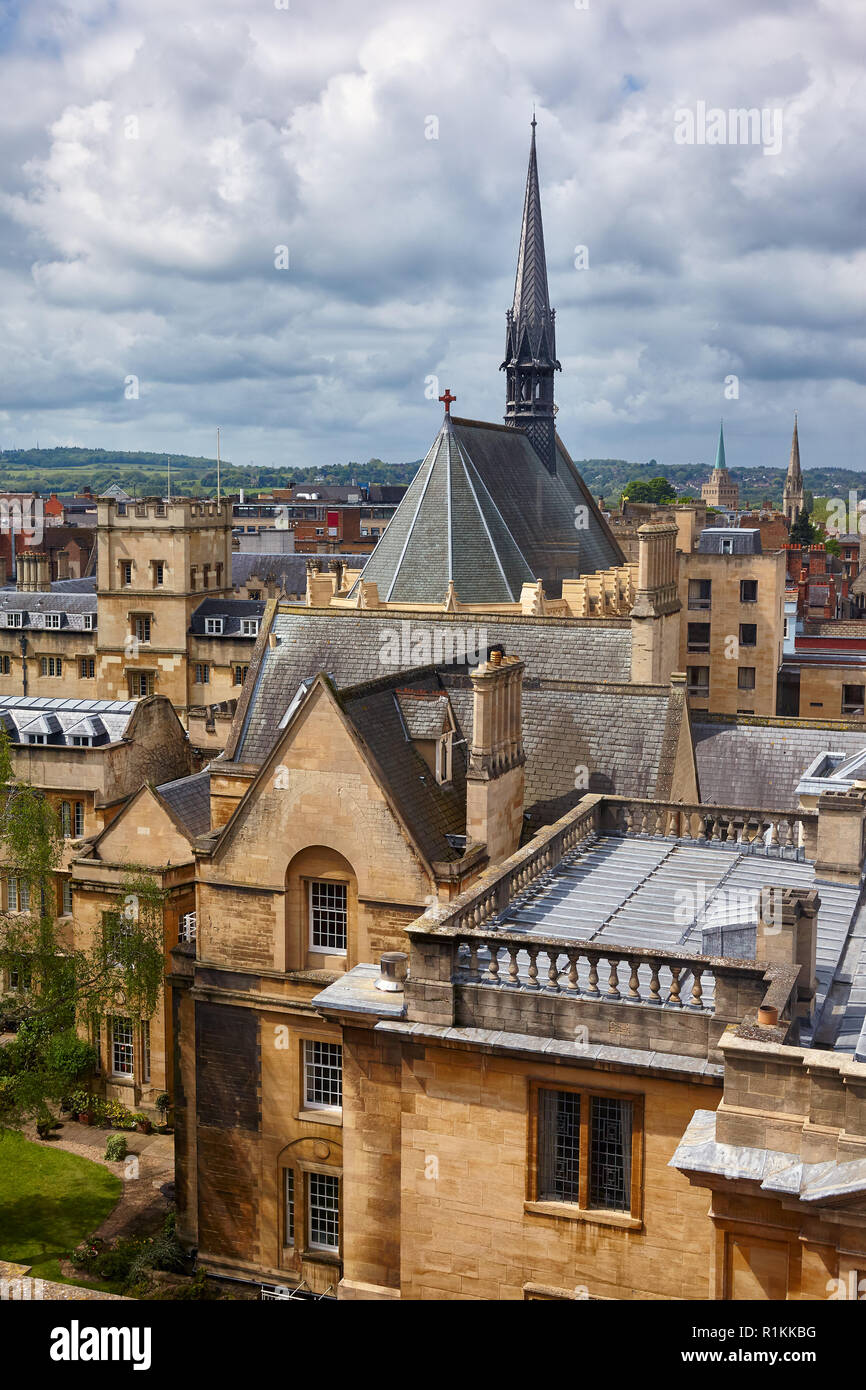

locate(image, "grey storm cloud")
(0, 0), (863, 472)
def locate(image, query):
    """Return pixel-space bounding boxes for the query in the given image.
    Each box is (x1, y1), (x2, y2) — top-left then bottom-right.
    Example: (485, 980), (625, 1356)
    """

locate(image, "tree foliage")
(789, 510), (818, 545)
(622, 476), (677, 505)
(0, 733), (165, 1126)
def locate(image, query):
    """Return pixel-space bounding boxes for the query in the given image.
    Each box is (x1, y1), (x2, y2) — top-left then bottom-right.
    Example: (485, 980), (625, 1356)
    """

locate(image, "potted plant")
(155, 1092), (171, 1129)
(71, 1089), (95, 1125)
(134, 1113), (153, 1135)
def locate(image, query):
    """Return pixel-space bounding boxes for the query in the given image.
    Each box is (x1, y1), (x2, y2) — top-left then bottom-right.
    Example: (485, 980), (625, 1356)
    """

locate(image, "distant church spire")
(501, 118), (561, 475)
(714, 420), (726, 471)
(783, 413), (804, 526)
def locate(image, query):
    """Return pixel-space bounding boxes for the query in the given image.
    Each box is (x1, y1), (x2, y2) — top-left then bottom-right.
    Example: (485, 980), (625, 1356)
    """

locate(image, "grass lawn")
(0, 1128), (121, 1282)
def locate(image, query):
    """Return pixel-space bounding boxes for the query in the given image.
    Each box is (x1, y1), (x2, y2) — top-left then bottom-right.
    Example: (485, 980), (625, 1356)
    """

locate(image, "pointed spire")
(787, 413), (802, 486)
(715, 420), (726, 472)
(783, 412), (804, 525)
(511, 118), (551, 329)
(501, 118), (561, 476)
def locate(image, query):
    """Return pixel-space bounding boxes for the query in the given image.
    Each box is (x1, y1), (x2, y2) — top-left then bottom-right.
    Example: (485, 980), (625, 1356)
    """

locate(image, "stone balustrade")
(453, 936), (729, 1011)
(601, 797), (814, 859)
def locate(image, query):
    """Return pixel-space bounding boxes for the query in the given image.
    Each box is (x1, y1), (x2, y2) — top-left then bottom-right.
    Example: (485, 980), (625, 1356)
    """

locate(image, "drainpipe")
(19, 634), (27, 696)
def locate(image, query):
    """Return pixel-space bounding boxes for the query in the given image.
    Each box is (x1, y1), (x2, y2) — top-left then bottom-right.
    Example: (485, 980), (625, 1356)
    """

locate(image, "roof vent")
(375, 951), (408, 993)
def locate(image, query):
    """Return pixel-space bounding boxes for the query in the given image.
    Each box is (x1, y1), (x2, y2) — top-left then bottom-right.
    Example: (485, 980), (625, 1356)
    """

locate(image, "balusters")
(647, 960), (661, 1005)
(668, 965), (682, 1007)
(526, 946), (540, 991)
(452, 935), (725, 1020)
(545, 950), (561, 993)
(586, 953), (600, 999)
(688, 968), (704, 1011)
(606, 957), (621, 1000)
(626, 958), (640, 1002)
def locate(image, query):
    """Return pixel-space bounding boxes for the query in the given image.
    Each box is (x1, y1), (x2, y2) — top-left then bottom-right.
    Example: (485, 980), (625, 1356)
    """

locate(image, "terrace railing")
(601, 797), (815, 860)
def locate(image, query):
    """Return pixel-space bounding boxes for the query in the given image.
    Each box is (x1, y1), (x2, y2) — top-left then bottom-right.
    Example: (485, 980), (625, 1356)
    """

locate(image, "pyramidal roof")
(349, 410), (535, 605)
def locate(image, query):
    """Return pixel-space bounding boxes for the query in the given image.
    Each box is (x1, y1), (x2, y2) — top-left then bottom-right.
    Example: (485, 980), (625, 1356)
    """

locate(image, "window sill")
(524, 1200), (642, 1231)
(296, 1108), (342, 1128)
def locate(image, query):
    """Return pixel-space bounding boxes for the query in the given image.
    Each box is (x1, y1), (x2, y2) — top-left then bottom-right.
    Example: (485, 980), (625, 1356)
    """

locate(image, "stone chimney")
(465, 649), (526, 865)
(630, 521), (680, 683)
(815, 786), (866, 883)
(305, 559), (336, 607)
(756, 885), (820, 1023)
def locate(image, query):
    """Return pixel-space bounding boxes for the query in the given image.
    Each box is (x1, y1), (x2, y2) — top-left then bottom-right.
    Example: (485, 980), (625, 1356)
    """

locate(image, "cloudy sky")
(0, 0), (864, 473)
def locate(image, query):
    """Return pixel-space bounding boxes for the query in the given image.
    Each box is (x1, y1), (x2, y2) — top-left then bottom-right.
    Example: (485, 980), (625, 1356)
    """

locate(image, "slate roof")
(156, 769), (211, 839)
(698, 528), (762, 555)
(189, 597), (265, 637)
(341, 675), (467, 866)
(339, 673), (678, 864)
(395, 690), (452, 740)
(0, 694), (135, 745)
(441, 676), (678, 828)
(231, 553), (368, 599)
(452, 420), (623, 587)
(49, 576), (97, 593)
(349, 413), (535, 605)
(693, 719), (866, 810)
(0, 590), (96, 631)
(490, 832), (864, 1053)
(232, 608), (633, 765)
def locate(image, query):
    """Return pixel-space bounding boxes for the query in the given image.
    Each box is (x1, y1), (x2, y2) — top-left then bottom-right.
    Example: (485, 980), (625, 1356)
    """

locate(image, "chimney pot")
(375, 951), (408, 992)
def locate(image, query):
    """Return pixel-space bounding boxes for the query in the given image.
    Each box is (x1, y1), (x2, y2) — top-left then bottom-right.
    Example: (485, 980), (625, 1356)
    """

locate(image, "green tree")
(789, 510), (818, 545)
(0, 734), (165, 1127)
(622, 476), (676, 505)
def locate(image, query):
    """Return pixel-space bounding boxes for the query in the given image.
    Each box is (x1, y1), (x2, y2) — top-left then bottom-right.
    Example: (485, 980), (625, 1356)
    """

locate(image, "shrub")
(104, 1134), (127, 1162)
(70, 1237), (105, 1271)
(43, 1031), (97, 1084)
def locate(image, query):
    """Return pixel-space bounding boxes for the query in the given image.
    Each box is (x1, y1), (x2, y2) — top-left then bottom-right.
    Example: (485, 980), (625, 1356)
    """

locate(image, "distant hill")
(1, 446), (860, 510)
(577, 460), (865, 509)
(0, 447), (421, 496)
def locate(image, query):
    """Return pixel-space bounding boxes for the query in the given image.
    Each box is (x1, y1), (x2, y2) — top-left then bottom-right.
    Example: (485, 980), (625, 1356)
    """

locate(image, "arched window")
(60, 801), (71, 837)
(276, 1136), (343, 1272)
(284, 847), (357, 972)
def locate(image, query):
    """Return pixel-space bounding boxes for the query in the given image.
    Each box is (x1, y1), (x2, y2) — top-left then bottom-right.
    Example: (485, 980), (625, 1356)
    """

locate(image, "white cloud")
(0, 0), (863, 473)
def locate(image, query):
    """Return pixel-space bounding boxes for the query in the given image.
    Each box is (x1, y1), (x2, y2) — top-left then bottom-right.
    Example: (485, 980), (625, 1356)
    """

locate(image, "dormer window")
(44, 613), (61, 629)
(6, 613), (22, 628)
(83, 614), (95, 631)
(241, 618), (260, 637)
(205, 616), (224, 635)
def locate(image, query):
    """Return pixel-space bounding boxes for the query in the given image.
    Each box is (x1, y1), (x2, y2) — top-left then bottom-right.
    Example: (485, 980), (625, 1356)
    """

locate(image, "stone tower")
(501, 118), (561, 475)
(783, 414), (804, 526)
(701, 422), (739, 511)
